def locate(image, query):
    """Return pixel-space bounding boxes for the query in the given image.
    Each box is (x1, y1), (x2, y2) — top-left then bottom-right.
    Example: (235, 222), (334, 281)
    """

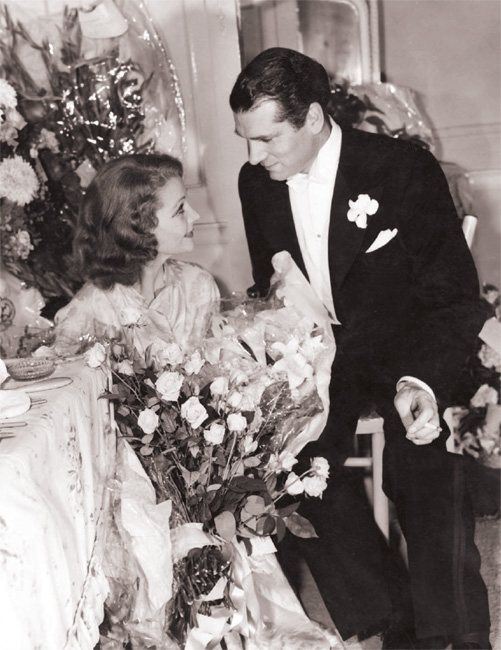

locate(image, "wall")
(2, 0), (499, 289)
(380, 0), (501, 286)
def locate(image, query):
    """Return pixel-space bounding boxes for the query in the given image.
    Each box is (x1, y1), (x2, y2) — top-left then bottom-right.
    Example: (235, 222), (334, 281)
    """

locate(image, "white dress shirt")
(286, 119), (341, 324)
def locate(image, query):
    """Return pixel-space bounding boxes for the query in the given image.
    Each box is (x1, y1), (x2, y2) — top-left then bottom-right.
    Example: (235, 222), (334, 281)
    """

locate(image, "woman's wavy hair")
(229, 47), (331, 129)
(74, 153), (183, 290)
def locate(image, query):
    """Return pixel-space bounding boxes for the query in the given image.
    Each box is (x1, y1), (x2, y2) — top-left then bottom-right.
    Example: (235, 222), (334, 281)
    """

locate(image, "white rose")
(267, 453), (280, 473)
(85, 342), (107, 368)
(181, 396), (208, 429)
(229, 368), (249, 385)
(310, 456), (330, 479)
(161, 342), (184, 367)
(478, 344), (501, 371)
(184, 350), (205, 375)
(137, 408), (159, 434)
(303, 475), (328, 498)
(227, 412), (247, 432)
(155, 371), (183, 401)
(470, 384), (499, 409)
(120, 307), (143, 327)
(239, 434), (258, 455)
(277, 450), (298, 473)
(0, 359), (9, 385)
(227, 390), (243, 409)
(147, 338), (176, 369)
(240, 379), (268, 409)
(210, 376), (228, 396)
(204, 422), (226, 445)
(284, 472), (304, 496)
(116, 359), (135, 375)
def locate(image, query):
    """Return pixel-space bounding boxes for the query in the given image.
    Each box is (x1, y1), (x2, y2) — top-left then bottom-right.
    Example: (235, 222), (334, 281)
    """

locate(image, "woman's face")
(153, 177), (199, 255)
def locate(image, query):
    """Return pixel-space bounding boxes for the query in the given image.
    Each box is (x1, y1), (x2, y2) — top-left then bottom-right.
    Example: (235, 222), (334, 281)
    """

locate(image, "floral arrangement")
(326, 76), (434, 151)
(84, 272), (334, 649)
(452, 283), (501, 468)
(0, 4), (182, 318)
(0, 73), (79, 308)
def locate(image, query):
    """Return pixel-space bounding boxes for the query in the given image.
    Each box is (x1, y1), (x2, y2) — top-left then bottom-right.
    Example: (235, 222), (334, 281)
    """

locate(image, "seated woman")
(52, 153), (338, 650)
(53, 153), (220, 357)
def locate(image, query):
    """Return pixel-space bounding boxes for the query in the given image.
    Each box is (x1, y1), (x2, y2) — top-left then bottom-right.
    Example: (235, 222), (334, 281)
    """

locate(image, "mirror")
(238, 0), (380, 85)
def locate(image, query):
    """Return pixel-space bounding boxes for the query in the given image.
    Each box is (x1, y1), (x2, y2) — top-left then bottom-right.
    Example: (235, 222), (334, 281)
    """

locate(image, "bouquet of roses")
(94, 253), (336, 648)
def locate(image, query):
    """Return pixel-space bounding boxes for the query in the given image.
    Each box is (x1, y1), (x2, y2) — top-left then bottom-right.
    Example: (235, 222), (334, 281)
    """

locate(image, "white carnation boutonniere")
(347, 194), (379, 229)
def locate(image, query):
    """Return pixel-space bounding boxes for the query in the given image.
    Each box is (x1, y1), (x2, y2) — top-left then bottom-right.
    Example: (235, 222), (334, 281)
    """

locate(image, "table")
(0, 358), (116, 650)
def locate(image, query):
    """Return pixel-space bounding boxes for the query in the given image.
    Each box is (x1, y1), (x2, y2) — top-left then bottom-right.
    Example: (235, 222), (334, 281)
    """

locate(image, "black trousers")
(277, 397), (491, 641)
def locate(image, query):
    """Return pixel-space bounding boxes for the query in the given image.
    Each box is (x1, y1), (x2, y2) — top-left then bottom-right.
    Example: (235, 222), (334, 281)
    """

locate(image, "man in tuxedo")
(229, 48), (491, 649)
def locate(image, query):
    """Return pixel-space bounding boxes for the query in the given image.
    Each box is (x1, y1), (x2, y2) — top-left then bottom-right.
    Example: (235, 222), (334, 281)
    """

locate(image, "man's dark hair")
(229, 47), (331, 129)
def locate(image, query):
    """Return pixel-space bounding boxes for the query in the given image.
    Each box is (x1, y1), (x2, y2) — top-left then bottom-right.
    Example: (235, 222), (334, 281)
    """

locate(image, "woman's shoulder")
(164, 259), (219, 295)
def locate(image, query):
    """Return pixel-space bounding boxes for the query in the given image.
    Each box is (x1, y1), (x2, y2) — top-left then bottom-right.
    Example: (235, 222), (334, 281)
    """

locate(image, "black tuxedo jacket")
(238, 128), (486, 410)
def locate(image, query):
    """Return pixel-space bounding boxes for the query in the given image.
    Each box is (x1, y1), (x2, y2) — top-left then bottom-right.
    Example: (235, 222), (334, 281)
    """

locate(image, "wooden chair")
(344, 216), (478, 541)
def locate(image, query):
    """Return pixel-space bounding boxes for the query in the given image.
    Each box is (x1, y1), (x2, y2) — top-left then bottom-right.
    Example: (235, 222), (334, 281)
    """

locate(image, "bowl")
(6, 358), (56, 381)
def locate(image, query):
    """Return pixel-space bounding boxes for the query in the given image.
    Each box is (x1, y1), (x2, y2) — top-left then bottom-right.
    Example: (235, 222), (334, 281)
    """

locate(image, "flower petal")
(347, 207), (359, 222)
(355, 213), (367, 228)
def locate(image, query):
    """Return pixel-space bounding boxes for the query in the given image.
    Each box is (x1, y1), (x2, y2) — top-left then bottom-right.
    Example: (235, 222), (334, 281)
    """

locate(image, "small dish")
(6, 358), (56, 381)
(0, 390), (31, 418)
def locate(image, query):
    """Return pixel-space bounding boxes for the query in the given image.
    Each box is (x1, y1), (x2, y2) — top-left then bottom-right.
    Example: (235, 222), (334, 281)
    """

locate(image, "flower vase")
(0, 262), (53, 358)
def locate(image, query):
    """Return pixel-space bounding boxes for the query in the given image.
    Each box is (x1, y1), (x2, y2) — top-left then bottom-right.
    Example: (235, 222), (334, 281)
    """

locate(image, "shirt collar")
(287, 119), (341, 187)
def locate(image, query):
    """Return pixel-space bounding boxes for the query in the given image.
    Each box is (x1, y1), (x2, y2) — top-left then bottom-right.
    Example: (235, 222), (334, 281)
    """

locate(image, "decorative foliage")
(0, 4), (181, 317)
(452, 284), (501, 468)
(327, 76), (434, 151)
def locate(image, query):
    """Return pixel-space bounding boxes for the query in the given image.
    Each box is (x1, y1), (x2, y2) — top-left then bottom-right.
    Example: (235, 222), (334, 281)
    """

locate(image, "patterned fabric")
(53, 259), (220, 355)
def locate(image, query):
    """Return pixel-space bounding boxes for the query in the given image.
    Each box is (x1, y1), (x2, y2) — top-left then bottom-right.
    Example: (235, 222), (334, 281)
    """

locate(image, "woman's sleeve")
(53, 286), (123, 355)
(168, 261), (220, 350)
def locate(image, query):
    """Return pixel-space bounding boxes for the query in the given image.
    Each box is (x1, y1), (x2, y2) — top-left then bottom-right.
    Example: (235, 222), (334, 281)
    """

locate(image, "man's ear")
(306, 102), (325, 134)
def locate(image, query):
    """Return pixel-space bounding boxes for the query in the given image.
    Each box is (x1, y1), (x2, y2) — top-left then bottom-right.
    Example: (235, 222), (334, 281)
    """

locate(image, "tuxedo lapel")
(266, 179), (308, 279)
(328, 169), (366, 291)
(328, 134), (384, 291)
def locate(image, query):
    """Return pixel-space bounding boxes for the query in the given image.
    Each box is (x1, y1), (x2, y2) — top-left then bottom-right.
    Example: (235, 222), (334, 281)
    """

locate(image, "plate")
(0, 389), (31, 418)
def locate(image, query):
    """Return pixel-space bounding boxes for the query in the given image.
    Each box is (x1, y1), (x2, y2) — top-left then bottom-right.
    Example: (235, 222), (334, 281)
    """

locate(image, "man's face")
(233, 100), (319, 181)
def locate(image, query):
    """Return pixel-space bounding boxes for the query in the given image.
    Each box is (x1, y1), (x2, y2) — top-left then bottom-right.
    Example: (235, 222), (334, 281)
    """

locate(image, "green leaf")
(257, 515), (276, 536)
(284, 512), (318, 539)
(228, 476), (267, 493)
(244, 495), (266, 515)
(277, 502), (300, 517)
(215, 511), (236, 541)
(276, 517), (286, 542)
(243, 456), (261, 468)
(117, 405), (131, 417)
(161, 411), (178, 432)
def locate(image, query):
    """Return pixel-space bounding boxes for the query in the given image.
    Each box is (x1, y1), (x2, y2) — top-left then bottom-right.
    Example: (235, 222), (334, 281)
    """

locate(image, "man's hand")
(394, 383), (441, 445)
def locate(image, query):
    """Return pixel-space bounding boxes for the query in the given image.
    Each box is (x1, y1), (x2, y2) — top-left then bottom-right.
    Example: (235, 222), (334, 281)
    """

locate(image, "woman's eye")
(174, 205), (185, 217)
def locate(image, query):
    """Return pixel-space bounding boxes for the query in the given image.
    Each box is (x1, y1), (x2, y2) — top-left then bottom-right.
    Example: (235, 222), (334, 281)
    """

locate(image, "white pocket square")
(365, 228), (398, 253)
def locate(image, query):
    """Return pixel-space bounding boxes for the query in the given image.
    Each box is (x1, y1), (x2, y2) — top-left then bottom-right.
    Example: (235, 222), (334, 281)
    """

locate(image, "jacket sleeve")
(238, 164), (275, 294)
(386, 147), (487, 407)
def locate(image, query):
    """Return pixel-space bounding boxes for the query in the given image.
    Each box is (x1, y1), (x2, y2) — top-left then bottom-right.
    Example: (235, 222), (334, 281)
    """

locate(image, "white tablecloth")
(0, 359), (115, 650)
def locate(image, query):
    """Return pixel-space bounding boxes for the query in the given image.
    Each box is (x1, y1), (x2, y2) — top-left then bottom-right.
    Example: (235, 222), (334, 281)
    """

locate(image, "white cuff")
(396, 376), (437, 402)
